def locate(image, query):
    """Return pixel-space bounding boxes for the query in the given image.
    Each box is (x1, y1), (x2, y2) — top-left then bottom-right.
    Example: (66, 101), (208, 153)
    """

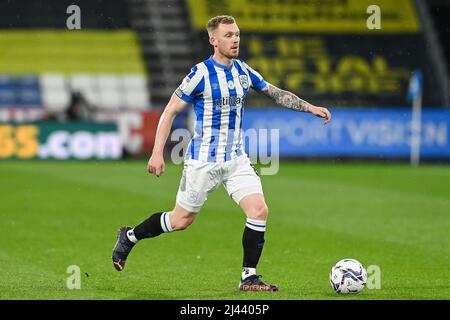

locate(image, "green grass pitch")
(1, 160), (449, 300)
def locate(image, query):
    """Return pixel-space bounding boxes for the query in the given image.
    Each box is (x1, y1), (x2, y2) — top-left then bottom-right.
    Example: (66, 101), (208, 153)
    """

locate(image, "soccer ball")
(329, 258), (367, 294)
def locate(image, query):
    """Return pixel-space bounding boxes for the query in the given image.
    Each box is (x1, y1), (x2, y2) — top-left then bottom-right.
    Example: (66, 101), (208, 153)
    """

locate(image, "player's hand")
(310, 106), (331, 124)
(147, 154), (165, 177)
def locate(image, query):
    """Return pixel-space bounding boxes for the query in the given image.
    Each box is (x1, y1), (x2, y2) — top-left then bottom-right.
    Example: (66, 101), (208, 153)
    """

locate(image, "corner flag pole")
(408, 70), (423, 167)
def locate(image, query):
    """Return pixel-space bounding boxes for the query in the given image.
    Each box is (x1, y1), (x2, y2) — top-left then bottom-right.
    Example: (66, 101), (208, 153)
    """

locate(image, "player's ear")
(209, 36), (217, 47)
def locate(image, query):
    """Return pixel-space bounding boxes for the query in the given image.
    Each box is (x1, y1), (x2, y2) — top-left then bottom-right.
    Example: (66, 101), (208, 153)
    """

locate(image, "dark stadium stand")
(127, 0), (199, 105)
(0, 0), (130, 28)
(427, 0), (450, 86)
(186, 0), (449, 108)
(2, 0), (448, 109)
(0, 0), (150, 114)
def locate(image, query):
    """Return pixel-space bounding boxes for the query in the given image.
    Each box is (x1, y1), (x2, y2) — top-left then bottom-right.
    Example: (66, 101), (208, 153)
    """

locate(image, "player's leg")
(112, 160), (221, 271)
(239, 193), (268, 276)
(112, 204), (197, 271)
(223, 155), (278, 291)
(238, 193), (277, 291)
(132, 203), (198, 239)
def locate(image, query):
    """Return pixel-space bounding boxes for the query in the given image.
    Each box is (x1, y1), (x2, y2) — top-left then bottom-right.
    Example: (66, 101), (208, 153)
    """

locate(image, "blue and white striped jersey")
(175, 56), (267, 163)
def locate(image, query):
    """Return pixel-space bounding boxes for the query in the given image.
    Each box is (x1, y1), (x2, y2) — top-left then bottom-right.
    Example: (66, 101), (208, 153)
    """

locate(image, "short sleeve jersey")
(175, 56), (267, 162)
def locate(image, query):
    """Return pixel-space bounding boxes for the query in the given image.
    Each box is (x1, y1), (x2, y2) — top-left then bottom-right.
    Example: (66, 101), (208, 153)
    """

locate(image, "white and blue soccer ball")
(329, 258), (367, 294)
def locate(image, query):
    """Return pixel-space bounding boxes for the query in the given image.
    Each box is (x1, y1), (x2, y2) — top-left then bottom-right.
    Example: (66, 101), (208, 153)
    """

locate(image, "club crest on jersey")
(227, 80), (235, 90)
(239, 75), (249, 89)
(188, 190), (199, 203)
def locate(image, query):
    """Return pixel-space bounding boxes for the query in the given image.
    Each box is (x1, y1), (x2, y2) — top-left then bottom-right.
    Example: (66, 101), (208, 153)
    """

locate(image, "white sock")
(246, 218), (266, 232)
(242, 267), (256, 280)
(126, 228), (138, 243)
(160, 211), (173, 233)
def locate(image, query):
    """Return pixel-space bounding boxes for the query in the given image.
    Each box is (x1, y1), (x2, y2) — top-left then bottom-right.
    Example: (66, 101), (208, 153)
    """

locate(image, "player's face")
(212, 23), (240, 59)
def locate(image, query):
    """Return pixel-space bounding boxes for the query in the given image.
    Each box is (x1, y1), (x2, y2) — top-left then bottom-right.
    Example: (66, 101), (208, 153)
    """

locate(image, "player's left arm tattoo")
(260, 83), (311, 112)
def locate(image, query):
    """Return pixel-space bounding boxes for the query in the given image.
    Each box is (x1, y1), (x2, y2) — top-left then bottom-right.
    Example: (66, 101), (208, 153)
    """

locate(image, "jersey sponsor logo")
(213, 96), (242, 110)
(239, 75), (249, 89)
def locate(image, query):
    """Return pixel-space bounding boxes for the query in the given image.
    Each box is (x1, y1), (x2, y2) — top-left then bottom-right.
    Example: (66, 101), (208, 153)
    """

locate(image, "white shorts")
(176, 154), (263, 213)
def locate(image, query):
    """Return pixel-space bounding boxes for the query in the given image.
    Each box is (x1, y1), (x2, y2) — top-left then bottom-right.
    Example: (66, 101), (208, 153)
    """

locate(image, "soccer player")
(112, 15), (331, 292)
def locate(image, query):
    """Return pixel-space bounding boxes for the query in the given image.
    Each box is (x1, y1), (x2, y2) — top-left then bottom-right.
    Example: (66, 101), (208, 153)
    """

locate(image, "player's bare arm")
(147, 94), (189, 177)
(260, 82), (331, 124)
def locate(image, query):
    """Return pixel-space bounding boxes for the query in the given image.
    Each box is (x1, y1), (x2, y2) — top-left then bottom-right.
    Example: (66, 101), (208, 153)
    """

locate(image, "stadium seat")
(0, 30), (151, 111)
(97, 75), (122, 110)
(40, 73), (69, 111)
(123, 89), (149, 110)
(122, 74), (147, 90)
(16, 88), (41, 107)
(98, 88), (122, 110)
(0, 90), (15, 107)
(41, 90), (69, 111)
(98, 74), (121, 87)
(15, 75), (41, 107)
(69, 74), (100, 107)
(70, 74), (96, 91)
(81, 88), (101, 108)
(0, 75), (15, 107)
(122, 74), (150, 109)
(40, 73), (66, 89)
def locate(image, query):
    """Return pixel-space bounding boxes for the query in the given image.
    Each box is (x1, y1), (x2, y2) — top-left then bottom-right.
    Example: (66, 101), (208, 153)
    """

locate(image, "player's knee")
(172, 214), (196, 231)
(249, 203), (269, 221)
(171, 204), (198, 231)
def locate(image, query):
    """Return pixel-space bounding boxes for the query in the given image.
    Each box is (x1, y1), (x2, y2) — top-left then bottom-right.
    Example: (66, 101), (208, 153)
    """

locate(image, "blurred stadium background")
(1, 0), (449, 161)
(1, 0), (449, 300)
